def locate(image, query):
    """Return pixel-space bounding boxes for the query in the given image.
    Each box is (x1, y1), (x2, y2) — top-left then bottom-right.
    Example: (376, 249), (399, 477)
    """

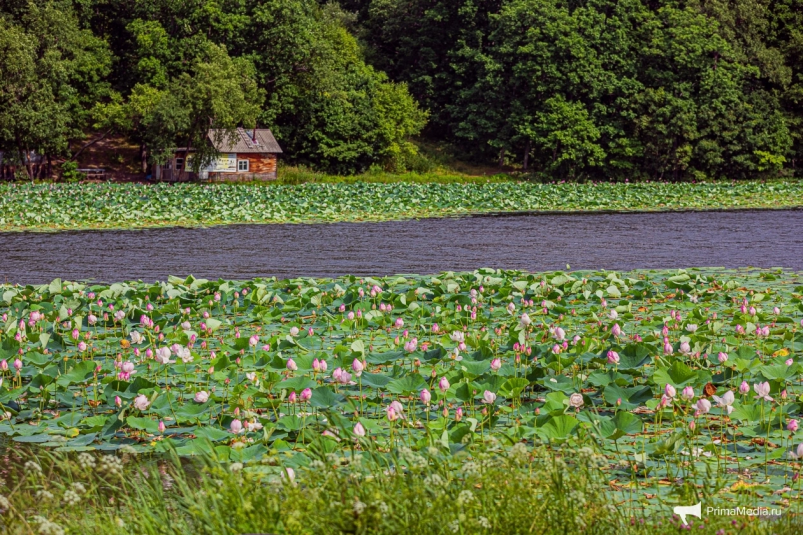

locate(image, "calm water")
(1, 210), (801, 283)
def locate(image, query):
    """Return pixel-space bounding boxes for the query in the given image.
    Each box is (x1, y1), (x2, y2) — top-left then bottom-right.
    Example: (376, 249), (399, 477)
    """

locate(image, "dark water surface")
(1, 210), (801, 283)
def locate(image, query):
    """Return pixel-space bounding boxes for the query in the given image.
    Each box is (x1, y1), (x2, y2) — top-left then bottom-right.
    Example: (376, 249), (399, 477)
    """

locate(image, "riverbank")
(1, 179), (801, 232)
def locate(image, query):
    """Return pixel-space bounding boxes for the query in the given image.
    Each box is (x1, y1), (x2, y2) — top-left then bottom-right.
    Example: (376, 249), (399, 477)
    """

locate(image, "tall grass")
(0, 442), (800, 534)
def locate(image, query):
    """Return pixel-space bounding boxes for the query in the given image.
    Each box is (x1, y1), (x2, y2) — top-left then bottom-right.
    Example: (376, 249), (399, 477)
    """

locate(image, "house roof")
(208, 128), (283, 154)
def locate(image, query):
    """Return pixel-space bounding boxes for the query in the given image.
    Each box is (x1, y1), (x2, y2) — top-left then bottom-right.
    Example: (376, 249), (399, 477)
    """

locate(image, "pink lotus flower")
(420, 389), (431, 405)
(695, 399), (711, 414)
(13, 359), (22, 371)
(712, 390), (735, 414)
(394, 318), (404, 328)
(611, 324), (621, 337)
(717, 352), (728, 363)
(133, 394), (150, 411)
(286, 359), (298, 371)
(739, 381), (750, 394)
(353, 422), (366, 437)
(230, 419), (243, 434)
(114, 396), (122, 407)
(753, 382), (773, 401)
(482, 390), (496, 404)
(664, 384), (676, 398)
(663, 342), (673, 355)
(681, 386), (694, 400)
(490, 358), (502, 372)
(194, 391), (209, 403)
(300, 388), (312, 402)
(158, 421), (166, 433)
(288, 391), (297, 403)
(788, 419), (799, 433)
(607, 351), (619, 365)
(351, 359), (364, 376)
(438, 377), (450, 393)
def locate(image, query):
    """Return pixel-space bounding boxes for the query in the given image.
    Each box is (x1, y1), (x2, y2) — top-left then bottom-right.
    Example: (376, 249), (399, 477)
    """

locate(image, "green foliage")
(0, 1), (111, 178)
(0, 179), (802, 230)
(3, 269), (803, 529)
(358, 0), (800, 179)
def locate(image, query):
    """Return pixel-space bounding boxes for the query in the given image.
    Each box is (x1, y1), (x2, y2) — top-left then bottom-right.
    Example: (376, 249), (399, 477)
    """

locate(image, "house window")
(237, 159), (249, 172)
(175, 158), (184, 171)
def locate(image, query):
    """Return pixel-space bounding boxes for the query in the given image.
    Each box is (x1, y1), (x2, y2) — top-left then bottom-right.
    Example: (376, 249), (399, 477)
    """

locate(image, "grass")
(1, 443), (800, 534)
(0, 179), (802, 232)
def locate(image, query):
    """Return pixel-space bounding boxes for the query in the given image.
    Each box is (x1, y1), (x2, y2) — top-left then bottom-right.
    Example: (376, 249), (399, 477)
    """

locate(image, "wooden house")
(154, 128), (282, 182)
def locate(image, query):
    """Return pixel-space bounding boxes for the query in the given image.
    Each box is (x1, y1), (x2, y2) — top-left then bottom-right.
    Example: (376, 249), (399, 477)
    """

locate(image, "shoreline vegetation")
(2, 268), (803, 534)
(1, 178), (802, 233)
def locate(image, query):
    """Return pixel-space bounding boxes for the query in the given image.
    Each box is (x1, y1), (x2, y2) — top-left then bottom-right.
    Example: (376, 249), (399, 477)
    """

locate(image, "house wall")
(155, 152), (278, 182)
(208, 153), (278, 181)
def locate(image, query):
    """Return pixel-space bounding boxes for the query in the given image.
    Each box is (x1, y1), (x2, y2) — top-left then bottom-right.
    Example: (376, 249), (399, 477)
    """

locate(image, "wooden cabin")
(154, 128), (282, 182)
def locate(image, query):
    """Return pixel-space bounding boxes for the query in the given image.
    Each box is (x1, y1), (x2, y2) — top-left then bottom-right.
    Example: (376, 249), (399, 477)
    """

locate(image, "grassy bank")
(1, 444), (798, 534)
(0, 179), (801, 232)
(2, 268), (803, 530)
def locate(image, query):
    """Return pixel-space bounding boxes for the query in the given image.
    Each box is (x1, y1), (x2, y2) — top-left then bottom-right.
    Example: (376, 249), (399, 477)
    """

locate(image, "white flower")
(129, 331), (144, 344)
(450, 331), (465, 343)
(712, 390), (735, 414)
(519, 313), (531, 328)
(133, 394), (150, 411)
(686, 324), (698, 333)
(155, 347), (173, 364)
(176, 346), (192, 363)
(569, 393), (584, 409)
(181, 321), (191, 330)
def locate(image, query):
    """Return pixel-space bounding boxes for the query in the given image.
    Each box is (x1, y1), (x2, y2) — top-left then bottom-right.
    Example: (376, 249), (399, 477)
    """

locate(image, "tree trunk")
(498, 148), (506, 168)
(140, 144), (148, 174)
(523, 140), (531, 171)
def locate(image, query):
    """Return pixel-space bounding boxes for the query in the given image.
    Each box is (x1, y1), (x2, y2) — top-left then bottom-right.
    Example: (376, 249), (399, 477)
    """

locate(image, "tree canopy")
(2, 0), (803, 179)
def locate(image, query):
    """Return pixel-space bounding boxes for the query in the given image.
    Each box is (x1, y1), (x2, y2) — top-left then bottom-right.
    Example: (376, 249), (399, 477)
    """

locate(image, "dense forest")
(0, 0), (802, 180)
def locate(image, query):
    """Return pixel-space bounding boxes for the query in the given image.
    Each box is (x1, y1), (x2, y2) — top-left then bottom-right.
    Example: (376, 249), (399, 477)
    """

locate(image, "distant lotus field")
(1, 180), (803, 231)
(2, 268), (803, 511)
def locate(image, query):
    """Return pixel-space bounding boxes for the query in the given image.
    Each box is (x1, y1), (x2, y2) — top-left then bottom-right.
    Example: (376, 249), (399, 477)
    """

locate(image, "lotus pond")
(2, 268), (803, 515)
(2, 180), (803, 231)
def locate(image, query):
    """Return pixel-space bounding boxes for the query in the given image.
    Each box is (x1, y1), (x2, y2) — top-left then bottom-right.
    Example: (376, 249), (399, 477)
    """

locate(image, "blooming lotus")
(130, 331), (144, 344)
(155, 347), (172, 364)
(664, 384), (676, 398)
(482, 390), (496, 404)
(353, 422), (366, 437)
(712, 390), (735, 414)
(351, 359), (364, 376)
(695, 399), (711, 414)
(753, 382), (773, 401)
(194, 391), (209, 403)
(450, 331), (464, 343)
(569, 393), (584, 409)
(133, 394), (150, 411)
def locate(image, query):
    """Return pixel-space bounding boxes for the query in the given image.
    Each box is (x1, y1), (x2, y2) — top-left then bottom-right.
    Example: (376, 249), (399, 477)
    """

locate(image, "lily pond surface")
(2, 267), (803, 513)
(1, 210), (803, 283)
